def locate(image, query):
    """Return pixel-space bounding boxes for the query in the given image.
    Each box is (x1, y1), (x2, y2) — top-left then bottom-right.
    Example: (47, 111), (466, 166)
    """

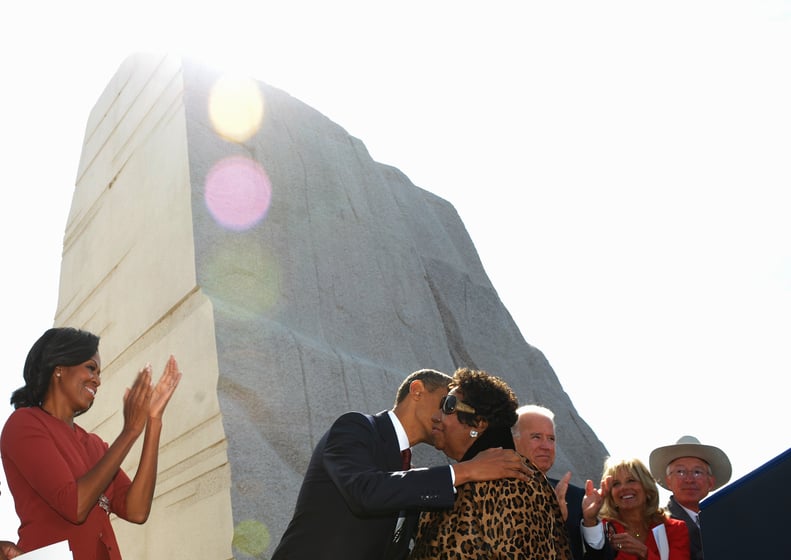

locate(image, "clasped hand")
(609, 530), (649, 559)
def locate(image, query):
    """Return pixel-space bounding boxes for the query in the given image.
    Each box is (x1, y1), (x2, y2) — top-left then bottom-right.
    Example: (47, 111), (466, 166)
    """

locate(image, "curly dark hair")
(448, 368), (518, 429)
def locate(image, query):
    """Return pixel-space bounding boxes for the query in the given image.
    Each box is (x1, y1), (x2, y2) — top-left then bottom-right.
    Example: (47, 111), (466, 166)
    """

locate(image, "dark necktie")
(393, 448), (412, 543)
(401, 448), (412, 470)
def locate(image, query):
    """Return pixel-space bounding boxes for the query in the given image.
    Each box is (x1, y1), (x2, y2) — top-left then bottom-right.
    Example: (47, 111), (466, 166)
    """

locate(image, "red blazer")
(604, 517), (690, 560)
(1, 407), (132, 560)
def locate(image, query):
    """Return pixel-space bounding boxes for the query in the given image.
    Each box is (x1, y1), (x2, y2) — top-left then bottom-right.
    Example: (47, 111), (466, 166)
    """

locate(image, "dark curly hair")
(449, 368), (518, 429)
(10, 327), (100, 415)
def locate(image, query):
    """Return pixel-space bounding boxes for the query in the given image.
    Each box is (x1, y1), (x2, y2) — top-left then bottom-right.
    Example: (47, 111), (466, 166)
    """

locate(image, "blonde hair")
(600, 457), (665, 525)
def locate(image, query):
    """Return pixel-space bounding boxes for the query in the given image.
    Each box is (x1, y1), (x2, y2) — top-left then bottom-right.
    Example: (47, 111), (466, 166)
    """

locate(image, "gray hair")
(511, 404), (556, 438)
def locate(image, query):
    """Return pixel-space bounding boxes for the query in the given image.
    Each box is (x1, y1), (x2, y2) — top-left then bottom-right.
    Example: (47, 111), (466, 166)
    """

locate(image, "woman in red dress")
(0, 327), (181, 559)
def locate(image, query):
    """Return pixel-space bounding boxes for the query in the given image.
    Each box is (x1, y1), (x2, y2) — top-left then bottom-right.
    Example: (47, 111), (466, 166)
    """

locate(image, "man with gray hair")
(649, 435), (732, 560)
(512, 404), (586, 560)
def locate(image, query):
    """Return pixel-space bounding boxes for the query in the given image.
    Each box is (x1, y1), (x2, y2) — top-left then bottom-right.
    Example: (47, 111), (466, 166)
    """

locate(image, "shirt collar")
(676, 499), (700, 521)
(387, 410), (410, 452)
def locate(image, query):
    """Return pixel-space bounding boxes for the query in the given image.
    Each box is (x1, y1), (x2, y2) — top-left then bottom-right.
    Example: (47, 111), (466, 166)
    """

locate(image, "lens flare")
(204, 156), (272, 231)
(232, 519), (270, 556)
(209, 75), (264, 142)
(201, 237), (281, 318)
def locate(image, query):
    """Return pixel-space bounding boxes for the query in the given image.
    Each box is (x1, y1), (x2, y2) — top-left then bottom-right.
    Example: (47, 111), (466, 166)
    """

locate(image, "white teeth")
(85, 387), (96, 396)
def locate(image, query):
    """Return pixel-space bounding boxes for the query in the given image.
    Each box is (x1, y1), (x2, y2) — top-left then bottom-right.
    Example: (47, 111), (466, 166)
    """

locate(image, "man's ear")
(409, 379), (426, 398)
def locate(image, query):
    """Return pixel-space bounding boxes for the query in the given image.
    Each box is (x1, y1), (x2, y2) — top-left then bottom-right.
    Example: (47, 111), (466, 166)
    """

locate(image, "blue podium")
(700, 447), (791, 558)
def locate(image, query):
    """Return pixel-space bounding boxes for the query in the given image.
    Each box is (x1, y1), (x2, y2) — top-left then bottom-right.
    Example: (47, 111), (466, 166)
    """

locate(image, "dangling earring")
(469, 430), (478, 438)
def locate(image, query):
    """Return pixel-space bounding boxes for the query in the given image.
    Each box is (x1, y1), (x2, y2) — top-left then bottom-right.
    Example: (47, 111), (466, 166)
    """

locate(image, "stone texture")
(58, 52), (608, 559)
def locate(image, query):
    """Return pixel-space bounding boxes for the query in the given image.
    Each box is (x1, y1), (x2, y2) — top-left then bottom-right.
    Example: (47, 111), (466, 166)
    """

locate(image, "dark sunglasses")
(439, 394), (476, 415)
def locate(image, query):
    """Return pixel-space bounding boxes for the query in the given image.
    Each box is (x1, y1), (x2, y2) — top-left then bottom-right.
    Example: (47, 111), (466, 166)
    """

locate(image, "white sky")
(1, 0), (790, 535)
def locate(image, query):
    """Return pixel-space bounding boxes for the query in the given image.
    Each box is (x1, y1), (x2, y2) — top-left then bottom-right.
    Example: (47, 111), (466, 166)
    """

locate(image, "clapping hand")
(150, 355), (181, 420)
(555, 471), (572, 521)
(123, 356), (182, 437)
(123, 364), (154, 437)
(582, 475), (612, 525)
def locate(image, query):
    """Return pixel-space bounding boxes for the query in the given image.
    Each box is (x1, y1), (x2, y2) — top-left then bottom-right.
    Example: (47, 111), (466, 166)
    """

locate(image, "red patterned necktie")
(401, 448), (412, 470)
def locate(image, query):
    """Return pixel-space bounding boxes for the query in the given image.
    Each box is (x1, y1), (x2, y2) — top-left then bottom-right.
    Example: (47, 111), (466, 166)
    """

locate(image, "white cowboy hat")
(649, 435), (732, 490)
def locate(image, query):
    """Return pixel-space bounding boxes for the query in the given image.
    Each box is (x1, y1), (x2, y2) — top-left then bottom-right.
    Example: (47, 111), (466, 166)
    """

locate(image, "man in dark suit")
(272, 368), (532, 560)
(649, 435), (732, 560)
(512, 404), (586, 560)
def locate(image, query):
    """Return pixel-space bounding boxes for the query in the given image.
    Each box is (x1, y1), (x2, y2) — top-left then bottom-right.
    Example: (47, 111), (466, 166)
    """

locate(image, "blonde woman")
(581, 457), (689, 560)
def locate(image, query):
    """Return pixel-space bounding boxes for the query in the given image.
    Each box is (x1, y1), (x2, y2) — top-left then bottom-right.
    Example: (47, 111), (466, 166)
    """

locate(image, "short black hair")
(394, 368), (451, 406)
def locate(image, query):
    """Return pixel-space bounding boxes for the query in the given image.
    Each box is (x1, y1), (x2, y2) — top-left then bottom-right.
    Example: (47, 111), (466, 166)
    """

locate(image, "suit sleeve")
(323, 412), (455, 516)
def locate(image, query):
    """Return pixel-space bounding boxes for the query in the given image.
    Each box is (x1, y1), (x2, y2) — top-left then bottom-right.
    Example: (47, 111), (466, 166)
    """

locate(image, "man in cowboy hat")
(649, 435), (732, 560)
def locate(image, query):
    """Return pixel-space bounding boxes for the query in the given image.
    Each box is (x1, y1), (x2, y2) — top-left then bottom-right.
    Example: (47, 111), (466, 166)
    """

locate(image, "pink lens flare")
(204, 156), (272, 230)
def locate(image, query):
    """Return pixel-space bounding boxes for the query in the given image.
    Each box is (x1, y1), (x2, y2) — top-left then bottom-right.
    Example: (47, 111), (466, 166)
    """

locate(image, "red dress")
(604, 517), (690, 560)
(0, 407), (132, 560)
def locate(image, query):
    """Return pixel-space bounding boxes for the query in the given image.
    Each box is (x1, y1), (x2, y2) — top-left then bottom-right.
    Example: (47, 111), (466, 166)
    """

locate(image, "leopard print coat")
(408, 470), (572, 560)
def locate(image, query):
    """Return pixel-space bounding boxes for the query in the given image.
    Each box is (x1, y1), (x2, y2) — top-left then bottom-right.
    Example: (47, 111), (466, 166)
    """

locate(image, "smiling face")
(610, 466), (648, 514)
(56, 353), (102, 414)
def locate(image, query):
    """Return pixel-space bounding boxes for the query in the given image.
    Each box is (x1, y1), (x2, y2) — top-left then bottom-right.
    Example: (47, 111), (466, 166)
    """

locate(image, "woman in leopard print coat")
(409, 368), (571, 560)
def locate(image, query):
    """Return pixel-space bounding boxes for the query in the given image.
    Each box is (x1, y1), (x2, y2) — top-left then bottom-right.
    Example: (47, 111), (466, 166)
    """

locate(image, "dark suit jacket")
(272, 411), (456, 560)
(667, 495), (703, 560)
(550, 477), (586, 560)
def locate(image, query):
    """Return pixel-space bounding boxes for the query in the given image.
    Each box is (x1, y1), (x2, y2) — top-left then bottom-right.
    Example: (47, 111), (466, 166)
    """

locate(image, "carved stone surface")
(61, 53), (607, 559)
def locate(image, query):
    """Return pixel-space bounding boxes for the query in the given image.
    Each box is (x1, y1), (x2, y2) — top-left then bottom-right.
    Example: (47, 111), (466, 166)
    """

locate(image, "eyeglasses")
(439, 394), (476, 415)
(669, 468), (709, 479)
